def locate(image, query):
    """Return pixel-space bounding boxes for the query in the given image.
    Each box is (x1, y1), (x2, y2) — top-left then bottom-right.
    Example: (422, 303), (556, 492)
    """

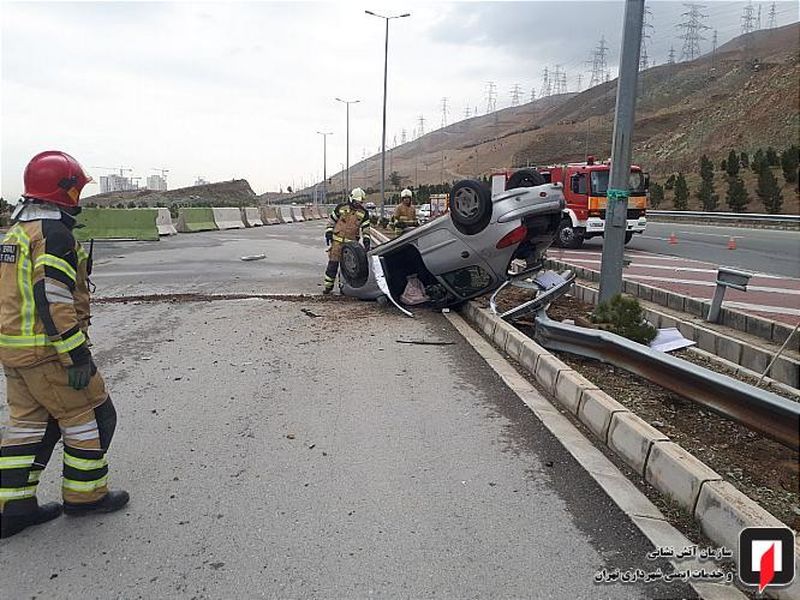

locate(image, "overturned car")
(339, 169), (571, 311)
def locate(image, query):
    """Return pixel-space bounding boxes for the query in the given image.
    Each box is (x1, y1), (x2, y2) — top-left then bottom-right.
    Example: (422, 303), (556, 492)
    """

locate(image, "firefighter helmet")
(349, 187), (367, 202)
(400, 188), (413, 199)
(23, 151), (92, 208)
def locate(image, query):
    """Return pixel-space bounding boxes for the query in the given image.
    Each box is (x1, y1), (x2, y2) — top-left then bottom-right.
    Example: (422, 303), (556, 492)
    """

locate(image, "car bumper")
(585, 217), (647, 234)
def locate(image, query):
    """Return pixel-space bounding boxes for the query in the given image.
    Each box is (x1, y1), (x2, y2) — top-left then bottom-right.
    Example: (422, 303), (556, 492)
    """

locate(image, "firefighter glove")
(325, 231), (333, 246)
(67, 361), (93, 391)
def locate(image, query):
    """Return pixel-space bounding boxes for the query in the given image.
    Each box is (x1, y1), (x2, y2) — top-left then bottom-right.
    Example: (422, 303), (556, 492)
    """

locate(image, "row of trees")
(650, 146), (798, 214)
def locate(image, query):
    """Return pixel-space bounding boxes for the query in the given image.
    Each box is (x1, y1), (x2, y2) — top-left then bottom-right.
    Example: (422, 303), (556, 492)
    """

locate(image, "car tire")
(624, 232), (634, 245)
(450, 179), (492, 235)
(506, 168), (546, 189)
(340, 242), (369, 288)
(556, 218), (584, 249)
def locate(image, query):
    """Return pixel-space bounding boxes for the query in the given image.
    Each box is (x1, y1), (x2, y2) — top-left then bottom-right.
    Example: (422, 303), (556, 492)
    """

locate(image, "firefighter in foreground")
(391, 188), (418, 235)
(0, 151), (129, 539)
(322, 187), (371, 294)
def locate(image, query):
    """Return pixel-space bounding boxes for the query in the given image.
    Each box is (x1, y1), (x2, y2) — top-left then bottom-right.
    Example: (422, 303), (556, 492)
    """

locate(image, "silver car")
(339, 172), (565, 308)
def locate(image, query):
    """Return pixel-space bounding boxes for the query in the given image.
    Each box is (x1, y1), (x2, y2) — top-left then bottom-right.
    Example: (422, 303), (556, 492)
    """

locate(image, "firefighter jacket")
(326, 201), (370, 245)
(0, 217), (91, 369)
(392, 203), (418, 228)
(74, 242), (91, 334)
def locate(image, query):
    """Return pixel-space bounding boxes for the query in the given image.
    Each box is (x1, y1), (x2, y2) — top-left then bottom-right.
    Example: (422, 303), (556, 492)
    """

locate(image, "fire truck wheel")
(506, 168), (546, 189)
(556, 218), (584, 249)
(450, 179), (492, 235)
(624, 232), (634, 245)
(341, 241), (369, 288)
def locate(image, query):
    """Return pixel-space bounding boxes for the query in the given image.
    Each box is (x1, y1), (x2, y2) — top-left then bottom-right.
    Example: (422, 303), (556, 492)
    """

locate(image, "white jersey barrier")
(278, 206), (295, 223)
(291, 206), (305, 222)
(242, 207), (263, 227)
(212, 207), (245, 230)
(156, 208), (177, 235)
(261, 206), (280, 225)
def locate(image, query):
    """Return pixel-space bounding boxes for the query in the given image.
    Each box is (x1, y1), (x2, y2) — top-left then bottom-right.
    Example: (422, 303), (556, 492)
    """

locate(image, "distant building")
(99, 174), (136, 193)
(146, 174), (168, 191)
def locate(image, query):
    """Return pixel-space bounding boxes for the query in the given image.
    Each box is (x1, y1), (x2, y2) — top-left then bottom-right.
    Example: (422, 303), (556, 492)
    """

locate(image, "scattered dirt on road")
(95, 292), (349, 305)
(509, 293), (800, 529)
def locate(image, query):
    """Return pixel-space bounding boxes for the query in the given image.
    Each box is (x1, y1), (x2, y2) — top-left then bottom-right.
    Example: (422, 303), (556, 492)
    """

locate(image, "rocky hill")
(330, 23), (799, 213)
(83, 179), (258, 208)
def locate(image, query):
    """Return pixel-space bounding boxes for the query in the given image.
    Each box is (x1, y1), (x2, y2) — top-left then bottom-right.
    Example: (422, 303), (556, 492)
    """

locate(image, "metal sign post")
(599, 0), (644, 303)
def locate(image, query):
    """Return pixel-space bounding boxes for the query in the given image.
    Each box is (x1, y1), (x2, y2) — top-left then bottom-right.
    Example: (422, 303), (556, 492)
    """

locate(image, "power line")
(677, 3), (711, 62)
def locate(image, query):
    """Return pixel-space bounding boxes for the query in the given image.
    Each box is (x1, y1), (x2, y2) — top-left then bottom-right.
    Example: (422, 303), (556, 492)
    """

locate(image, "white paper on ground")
(649, 327), (696, 353)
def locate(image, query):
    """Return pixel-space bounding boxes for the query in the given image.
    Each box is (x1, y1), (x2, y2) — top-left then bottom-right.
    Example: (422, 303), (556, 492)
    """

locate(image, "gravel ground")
(490, 289), (800, 530)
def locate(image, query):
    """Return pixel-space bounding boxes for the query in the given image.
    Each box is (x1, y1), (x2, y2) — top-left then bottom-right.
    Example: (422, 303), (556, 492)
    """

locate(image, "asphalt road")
(0, 223), (696, 598)
(613, 221), (800, 278)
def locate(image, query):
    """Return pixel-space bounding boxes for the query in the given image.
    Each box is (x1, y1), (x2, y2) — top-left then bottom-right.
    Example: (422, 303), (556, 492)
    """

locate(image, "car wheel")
(340, 242), (369, 288)
(506, 168), (545, 189)
(624, 231), (634, 245)
(450, 179), (492, 235)
(556, 218), (584, 249)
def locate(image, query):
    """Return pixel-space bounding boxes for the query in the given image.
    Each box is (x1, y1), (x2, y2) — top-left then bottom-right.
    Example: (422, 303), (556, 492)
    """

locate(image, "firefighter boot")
(64, 489), (129, 516)
(0, 502), (63, 539)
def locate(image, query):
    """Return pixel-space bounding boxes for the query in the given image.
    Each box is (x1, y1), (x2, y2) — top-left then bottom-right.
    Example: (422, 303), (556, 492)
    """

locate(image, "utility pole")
(599, 0), (644, 303)
(335, 97), (359, 194)
(677, 3), (710, 62)
(365, 9), (411, 220)
(711, 29), (718, 72)
(315, 131), (332, 205)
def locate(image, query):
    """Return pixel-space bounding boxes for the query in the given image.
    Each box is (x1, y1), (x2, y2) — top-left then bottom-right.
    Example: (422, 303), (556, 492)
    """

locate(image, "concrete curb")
(460, 301), (799, 599)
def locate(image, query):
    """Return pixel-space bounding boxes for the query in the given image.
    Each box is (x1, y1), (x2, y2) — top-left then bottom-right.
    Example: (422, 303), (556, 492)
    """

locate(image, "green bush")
(591, 295), (658, 345)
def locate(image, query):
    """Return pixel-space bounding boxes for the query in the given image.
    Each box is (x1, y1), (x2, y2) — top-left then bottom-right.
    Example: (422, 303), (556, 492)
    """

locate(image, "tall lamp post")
(316, 131), (332, 205)
(335, 97), (359, 194)
(365, 9), (410, 220)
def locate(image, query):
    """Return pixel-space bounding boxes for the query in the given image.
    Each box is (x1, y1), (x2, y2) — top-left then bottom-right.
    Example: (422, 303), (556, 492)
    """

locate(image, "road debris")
(301, 308), (322, 318)
(286, 433), (295, 440)
(240, 254), (266, 261)
(396, 339), (455, 346)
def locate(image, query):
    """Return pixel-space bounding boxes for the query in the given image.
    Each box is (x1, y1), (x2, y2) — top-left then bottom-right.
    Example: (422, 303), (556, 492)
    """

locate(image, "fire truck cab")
(536, 157), (648, 248)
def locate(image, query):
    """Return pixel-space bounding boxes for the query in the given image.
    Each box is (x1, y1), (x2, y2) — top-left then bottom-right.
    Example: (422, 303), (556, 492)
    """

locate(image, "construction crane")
(151, 167), (169, 178)
(91, 166), (133, 176)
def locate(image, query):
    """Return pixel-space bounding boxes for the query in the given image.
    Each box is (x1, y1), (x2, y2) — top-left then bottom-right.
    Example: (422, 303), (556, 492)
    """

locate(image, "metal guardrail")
(532, 312), (800, 450)
(648, 210), (800, 225)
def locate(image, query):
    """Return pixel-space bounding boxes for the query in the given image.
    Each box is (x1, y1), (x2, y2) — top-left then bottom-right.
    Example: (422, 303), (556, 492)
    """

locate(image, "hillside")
(326, 23), (799, 212)
(83, 179), (258, 208)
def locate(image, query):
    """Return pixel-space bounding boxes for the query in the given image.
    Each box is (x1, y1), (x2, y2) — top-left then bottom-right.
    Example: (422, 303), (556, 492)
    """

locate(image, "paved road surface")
(554, 222), (800, 326)
(0, 223), (699, 598)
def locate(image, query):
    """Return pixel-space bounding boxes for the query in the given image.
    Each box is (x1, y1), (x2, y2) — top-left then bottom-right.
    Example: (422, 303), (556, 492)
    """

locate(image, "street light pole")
(316, 131), (332, 205)
(598, 0), (644, 303)
(366, 9), (410, 220)
(335, 98), (359, 194)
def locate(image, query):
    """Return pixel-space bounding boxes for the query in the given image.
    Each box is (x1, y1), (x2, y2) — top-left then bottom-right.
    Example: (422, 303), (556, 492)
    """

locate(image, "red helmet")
(23, 151), (92, 208)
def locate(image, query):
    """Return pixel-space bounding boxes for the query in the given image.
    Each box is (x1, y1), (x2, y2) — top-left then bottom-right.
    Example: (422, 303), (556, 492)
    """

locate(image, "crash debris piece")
(240, 254), (266, 261)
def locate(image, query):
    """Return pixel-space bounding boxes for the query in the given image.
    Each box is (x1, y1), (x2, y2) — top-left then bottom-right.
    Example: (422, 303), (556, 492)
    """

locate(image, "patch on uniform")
(0, 244), (17, 264)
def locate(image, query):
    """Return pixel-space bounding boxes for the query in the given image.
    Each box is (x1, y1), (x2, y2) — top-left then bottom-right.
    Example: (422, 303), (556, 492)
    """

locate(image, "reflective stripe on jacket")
(326, 202), (370, 243)
(0, 220), (90, 368)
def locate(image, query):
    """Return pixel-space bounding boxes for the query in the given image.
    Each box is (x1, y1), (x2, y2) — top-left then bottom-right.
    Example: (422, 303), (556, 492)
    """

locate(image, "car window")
(441, 266), (493, 297)
(571, 174), (587, 194)
(590, 170), (645, 195)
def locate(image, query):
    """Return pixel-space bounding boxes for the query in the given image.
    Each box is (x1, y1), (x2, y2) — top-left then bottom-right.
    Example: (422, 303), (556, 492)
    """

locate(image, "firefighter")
(323, 187), (371, 294)
(391, 189), (418, 234)
(0, 151), (129, 539)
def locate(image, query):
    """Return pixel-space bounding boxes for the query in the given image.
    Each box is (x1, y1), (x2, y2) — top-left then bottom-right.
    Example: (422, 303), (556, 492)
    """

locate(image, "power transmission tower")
(757, 4), (762, 29)
(668, 45), (676, 64)
(484, 81), (497, 113)
(539, 67), (551, 97)
(711, 29), (718, 72)
(640, 4), (654, 70)
(677, 3), (710, 62)
(576, 73), (583, 91)
(530, 88), (537, 102)
(559, 70), (568, 94)
(510, 83), (522, 106)
(768, 2), (777, 28)
(417, 115), (426, 138)
(464, 105), (471, 119)
(588, 36), (610, 87)
(441, 97), (449, 128)
(400, 129), (407, 144)
(741, 1), (757, 34)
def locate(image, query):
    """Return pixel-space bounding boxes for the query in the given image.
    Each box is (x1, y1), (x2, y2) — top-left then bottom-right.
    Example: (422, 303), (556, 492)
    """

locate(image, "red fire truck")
(537, 157), (648, 248)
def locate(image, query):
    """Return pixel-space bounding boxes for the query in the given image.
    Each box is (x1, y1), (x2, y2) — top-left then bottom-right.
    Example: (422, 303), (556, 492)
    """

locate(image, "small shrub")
(591, 295), (658, 345)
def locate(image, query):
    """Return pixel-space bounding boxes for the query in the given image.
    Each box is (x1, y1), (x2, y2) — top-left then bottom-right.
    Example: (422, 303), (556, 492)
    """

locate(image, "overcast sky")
(1, 1), (797, 200)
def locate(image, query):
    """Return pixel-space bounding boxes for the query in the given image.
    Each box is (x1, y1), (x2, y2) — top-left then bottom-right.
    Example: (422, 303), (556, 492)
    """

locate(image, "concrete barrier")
(156, 208), (177, 236)
(176, 208), (218, 233)
(291, 206), (305, 222)
(278, 206), (295, 223)
(242, 207), (263, 227)
(75, 208), (159, 241)
(212, 207), (245, 230)
(301, 206), (315, 220)
(311, 206), (323, 219)
(260, 206), (280, 225)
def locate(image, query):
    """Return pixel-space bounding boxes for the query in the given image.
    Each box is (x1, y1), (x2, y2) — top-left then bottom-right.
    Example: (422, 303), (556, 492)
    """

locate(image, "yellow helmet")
(350, 187), (367, 202)
(400, 188), (413, 199)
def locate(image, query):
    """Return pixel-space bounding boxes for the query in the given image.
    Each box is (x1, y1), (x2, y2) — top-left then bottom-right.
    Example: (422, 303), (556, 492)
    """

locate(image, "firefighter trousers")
(323, 240), (346, 292)
(0, 360), (115, 516)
